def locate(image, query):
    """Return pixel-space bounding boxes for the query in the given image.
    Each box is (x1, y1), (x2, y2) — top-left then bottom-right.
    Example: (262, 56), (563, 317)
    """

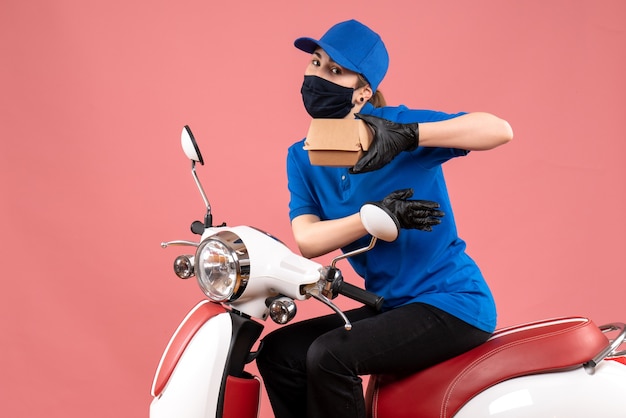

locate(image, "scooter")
(150, 125), (626, 418)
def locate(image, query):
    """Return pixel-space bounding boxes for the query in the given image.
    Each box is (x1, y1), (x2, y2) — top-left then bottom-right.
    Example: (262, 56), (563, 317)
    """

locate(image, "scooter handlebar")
(337, 281), (384, 311)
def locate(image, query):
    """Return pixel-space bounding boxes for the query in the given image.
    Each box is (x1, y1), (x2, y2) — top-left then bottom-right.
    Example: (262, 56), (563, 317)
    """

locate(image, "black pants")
(256, 302), (491, 418)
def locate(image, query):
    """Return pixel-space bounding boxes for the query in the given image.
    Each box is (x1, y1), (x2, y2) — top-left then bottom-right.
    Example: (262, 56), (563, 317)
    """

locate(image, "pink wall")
(1, 1), (624, 416)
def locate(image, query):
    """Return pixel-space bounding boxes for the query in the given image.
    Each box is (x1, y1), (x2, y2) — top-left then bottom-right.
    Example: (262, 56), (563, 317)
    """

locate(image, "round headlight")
(195, 231), (249, 302)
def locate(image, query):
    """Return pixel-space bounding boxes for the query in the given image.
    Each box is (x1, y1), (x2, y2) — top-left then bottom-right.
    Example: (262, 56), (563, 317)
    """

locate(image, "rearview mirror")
(181, 125), (204, 164)
(359, 203), (400, 242)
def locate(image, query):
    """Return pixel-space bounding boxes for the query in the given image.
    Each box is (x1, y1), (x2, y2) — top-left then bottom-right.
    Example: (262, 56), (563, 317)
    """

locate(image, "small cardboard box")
(303, 119), (374, 167)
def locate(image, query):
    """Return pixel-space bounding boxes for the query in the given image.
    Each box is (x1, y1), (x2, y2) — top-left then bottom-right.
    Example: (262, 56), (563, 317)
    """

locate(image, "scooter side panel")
(367, 317), (610, 418)
(150, 310), (234, 418)
(455, 360), (626, 417)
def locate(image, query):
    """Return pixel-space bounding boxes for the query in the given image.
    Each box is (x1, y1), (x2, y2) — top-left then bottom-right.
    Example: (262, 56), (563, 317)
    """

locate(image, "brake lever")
(307, 287), (352, 331)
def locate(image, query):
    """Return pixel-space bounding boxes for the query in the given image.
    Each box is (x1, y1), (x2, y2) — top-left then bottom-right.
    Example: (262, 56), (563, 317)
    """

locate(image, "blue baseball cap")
(294, 19), (389, 92)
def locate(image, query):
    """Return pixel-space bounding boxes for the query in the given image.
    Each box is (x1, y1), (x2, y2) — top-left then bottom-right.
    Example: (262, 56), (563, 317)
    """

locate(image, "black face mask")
(300, 75), (355, 118)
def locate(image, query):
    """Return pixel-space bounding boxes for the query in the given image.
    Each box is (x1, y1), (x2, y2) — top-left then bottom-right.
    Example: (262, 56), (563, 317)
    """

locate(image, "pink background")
(1, 1), (624, 416)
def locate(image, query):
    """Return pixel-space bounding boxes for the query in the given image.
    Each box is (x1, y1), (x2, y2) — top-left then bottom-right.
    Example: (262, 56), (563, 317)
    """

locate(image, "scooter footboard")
(223, 374), (261, 418)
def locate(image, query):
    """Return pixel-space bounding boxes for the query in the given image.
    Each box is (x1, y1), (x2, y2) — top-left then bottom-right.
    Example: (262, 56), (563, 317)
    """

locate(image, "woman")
(256, 19), (513, 418)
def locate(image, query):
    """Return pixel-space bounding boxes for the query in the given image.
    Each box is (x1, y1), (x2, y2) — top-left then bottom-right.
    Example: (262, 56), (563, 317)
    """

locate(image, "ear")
(357, 85), (373, 103)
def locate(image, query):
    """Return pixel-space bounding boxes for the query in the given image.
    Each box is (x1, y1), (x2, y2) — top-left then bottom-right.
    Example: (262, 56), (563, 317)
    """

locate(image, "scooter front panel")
(151, 300), (226, 397)
(150, 304), (233, 418)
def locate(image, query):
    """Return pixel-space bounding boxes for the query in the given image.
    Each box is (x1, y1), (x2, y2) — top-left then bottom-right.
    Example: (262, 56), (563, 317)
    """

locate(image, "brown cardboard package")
(303, 119), (374, 167)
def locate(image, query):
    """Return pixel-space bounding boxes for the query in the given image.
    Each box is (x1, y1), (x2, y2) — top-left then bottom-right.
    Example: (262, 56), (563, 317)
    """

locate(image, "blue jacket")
(287, 103), (496, 332)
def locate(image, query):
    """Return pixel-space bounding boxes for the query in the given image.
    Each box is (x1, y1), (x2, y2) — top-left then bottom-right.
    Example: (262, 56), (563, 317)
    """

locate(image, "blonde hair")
(358, 74), (387, 107)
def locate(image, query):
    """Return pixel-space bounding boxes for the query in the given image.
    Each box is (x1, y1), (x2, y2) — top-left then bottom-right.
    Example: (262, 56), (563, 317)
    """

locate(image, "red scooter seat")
(366, 316), (610, 418)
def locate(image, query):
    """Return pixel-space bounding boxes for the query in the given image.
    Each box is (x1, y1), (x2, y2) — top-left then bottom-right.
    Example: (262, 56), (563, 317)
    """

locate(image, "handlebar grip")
(338, 281), (384, 311)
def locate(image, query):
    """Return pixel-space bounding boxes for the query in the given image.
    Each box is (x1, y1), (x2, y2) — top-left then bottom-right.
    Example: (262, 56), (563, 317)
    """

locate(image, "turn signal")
(173, 255), (194, 279)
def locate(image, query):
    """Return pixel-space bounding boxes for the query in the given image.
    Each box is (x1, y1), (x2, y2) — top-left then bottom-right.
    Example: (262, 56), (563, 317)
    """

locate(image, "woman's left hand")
(350, 113), (419, 174)
(377, 188), (444, 232)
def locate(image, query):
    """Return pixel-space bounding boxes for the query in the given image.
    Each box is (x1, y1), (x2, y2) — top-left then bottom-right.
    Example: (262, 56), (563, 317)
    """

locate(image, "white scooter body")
(150, 126), (626, 418)
(152, 303), (626, 418)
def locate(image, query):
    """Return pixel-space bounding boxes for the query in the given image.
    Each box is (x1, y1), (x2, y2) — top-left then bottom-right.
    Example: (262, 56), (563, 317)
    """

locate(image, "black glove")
(378, 189), (444, 232)
(350, 113), (419, 174)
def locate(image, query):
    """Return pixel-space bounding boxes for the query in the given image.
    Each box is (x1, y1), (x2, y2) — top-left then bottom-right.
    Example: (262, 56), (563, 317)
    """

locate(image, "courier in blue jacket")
(257, 19), (514, 418)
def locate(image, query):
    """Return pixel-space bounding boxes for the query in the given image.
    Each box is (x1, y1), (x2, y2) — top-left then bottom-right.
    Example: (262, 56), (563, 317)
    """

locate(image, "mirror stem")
(330, 237), (377, 269)
(191, 160), (212, 223)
